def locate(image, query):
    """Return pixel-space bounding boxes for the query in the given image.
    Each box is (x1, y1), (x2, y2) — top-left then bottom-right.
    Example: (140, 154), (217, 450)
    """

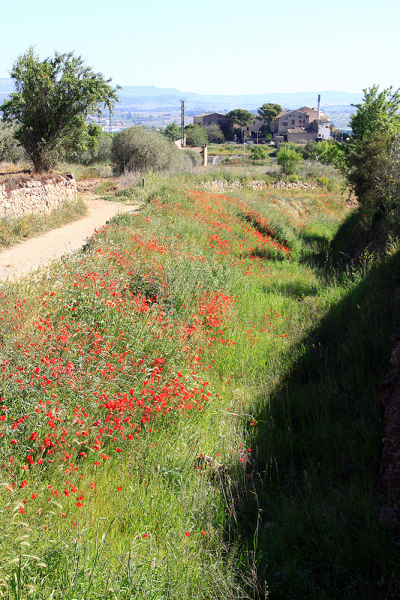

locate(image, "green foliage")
(0, 47), (119, 172)
(277, 141), (304, 155)
(302, 139), (319, 161)
(226, 109), (254, 128)
(350, 85), (400, 143)
(249, 145), (268, 160)
(277, 146), (302, 175)
(205, 124), (224, 142)
(257, 102), (282, 123)
(0, 123), (26, 163)
(344, 86), (400, 215)
(67, 130), (113, 166)
(316, 139), (346, 170)
(185, 124), (207, 147)
(347, 131), (400, 215)
(164, 122), (181, 142)
(112, 126), (192, 174)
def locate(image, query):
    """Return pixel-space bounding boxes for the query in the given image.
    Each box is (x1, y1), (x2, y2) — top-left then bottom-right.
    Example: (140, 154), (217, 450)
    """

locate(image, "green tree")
(350, 85), (400, 143)
(226, 109), (254, 141)
(344, 85), (400, 214)
(185, 124), (207, 147)
(277, 146), (302, 175)
(205, 124), (224, 142)
(257, 103), (282, 124)
(164, 123), (181, 142)
(302, 139), (318, 161)
(0, 47), (119, 172)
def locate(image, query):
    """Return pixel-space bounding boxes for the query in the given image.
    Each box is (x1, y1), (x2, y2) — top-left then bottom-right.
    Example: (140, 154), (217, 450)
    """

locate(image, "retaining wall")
(0, 173), (77, 219)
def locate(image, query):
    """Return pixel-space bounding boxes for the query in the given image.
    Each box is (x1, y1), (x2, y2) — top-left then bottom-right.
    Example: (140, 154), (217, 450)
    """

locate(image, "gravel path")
(0, 198), (139, 283)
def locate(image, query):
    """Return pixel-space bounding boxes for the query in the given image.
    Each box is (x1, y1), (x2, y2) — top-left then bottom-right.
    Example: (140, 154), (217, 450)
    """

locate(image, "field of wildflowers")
(0, 170), (399, 599)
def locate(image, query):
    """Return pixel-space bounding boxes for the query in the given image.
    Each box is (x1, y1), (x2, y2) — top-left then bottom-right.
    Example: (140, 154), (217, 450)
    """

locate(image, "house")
(270, 96), (331, 143)
(193, 113), (229, 127)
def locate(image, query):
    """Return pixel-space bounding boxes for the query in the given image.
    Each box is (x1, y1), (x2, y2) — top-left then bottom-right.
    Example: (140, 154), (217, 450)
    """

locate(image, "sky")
(1, 0), (399, 96)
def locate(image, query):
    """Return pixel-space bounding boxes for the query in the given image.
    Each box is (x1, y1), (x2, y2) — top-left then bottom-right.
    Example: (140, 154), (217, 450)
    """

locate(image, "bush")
(111, 126), (197, 174)
(277, 147), (302, 175)
(249, 146), (268, 160)
(113, 127), (176, 173)
(0, 124), (26, 163)
(183, 149), (203, 168)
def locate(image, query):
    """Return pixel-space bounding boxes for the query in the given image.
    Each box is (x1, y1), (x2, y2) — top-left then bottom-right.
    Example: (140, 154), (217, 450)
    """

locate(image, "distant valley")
(0, 80), (361, 130)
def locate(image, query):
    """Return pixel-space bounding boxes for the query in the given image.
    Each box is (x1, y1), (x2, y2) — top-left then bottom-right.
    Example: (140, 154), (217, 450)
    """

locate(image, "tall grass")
(0, 169), (398, 598)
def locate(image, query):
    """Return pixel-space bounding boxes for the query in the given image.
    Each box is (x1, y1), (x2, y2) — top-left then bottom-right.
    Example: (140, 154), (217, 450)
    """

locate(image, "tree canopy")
(164, 123), (181, 142)
(257, 103), (282, 123)
(0, 47), (120, 172)
(185, 124), (207, 147)
(349, 85), (400, 144)
(226, 109), (254, 128)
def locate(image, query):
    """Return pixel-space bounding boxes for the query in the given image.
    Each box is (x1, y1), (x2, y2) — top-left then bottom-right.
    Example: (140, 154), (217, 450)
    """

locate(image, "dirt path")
(0, 198), (139, 283)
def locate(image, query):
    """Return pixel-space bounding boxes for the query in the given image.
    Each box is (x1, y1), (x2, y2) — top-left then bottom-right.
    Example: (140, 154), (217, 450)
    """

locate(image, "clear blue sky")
(1, 0), (398, 95)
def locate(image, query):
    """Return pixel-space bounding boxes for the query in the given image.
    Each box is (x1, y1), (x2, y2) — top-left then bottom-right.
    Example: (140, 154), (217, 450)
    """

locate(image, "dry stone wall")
(0, 173), (77, 219)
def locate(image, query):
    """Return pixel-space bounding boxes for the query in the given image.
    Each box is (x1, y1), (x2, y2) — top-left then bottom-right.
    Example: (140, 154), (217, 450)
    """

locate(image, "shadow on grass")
(233, 251), (400, 599)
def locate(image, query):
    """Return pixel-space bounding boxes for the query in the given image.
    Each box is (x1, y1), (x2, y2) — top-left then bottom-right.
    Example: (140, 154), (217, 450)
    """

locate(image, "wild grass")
(0, 167), (399, 598)
(0, 197), (87, 250)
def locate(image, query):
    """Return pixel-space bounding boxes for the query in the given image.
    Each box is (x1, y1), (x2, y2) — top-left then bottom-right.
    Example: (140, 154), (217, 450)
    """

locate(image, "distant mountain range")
(0, 79), (363, 112)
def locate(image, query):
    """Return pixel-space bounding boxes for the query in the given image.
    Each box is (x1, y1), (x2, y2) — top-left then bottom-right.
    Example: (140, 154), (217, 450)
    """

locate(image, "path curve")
(0, 198), (139, 283)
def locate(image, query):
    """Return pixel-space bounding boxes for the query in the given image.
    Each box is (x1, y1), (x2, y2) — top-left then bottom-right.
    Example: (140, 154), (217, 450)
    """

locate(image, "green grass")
(0, 197), (87, 250)
(0, 167), (399, 599)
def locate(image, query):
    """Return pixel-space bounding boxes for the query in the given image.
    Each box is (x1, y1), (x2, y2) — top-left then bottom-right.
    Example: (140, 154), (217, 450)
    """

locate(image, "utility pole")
(109, 109), (112, 134)
(180, 100), (186, 147)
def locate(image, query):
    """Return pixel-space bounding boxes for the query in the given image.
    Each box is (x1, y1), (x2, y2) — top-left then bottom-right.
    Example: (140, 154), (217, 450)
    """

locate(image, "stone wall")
(0, 173), (77, 219)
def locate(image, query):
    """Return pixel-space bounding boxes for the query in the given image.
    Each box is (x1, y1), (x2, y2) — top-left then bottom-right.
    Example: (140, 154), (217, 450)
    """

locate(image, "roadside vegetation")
(2, 53), (400, 597)
(0, 160), (400, 598)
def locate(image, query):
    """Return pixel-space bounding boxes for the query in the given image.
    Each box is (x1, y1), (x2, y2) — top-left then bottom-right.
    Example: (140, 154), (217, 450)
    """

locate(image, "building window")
(282, 121), (288, 126)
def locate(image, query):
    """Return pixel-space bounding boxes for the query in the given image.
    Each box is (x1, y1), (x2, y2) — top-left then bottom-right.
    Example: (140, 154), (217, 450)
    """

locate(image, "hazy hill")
(0, 79), (363, 112)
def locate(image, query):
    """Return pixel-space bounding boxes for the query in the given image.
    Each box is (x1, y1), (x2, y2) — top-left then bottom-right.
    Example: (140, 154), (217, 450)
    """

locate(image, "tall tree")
(164, 122), (181, 142)
(226, 109), (254, 141)
(344, 86), (400, 214)
(257, 103), (282, 124)
(0, 47), (120, 172)
(349, 85), (400, 143)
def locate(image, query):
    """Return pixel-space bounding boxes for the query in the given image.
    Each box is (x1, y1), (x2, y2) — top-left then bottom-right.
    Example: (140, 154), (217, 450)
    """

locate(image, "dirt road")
(0, 198), (139, 283)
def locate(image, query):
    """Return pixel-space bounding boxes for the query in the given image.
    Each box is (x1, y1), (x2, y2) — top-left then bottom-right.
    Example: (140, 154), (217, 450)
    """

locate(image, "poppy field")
(1, 172), (400, 599)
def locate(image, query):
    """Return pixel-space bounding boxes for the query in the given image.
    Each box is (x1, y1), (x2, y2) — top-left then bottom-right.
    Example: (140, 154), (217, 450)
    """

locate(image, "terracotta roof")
(297, 106), (322, 116)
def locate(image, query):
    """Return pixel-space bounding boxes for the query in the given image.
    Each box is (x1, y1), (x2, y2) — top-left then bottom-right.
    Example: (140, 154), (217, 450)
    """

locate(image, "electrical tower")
(180, 100), (186, 147)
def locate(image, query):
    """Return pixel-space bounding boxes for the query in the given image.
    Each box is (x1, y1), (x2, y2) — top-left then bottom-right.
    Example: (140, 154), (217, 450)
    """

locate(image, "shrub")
(249, 146), (268, 160)
(277, 147), (302, 175)
(0, 124), (26, 163)
(112, 126), (189, 174)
